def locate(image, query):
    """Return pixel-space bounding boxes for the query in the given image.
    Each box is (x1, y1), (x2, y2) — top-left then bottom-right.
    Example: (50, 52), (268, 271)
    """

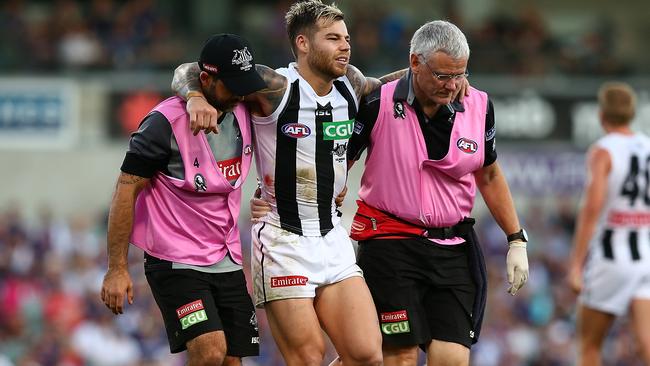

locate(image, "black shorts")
(357, 238), (476, 349)
(144, 253), (259, 356)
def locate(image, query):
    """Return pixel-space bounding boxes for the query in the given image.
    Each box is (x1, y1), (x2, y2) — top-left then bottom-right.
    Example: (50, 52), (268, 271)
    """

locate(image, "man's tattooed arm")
(110, 173), (149, 250)
(247, 64), (288, 117)
(346, 65), (408, 100)
(378, 68), (408, 84)
(117, 173), (148, 185)
(170, 62), (288, 118)
(107, 172), (149, 269)
(171, 62), (202, 99)
(101, 172), (149, 314)
(346, 65), (371, 101)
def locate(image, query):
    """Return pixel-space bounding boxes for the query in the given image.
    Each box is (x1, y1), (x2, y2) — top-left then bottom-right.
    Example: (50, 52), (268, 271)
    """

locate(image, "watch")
(507, 229), (528, 243)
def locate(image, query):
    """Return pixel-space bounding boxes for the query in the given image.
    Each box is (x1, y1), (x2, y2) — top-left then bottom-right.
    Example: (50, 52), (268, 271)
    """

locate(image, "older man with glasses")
(346, 20), (529, 366)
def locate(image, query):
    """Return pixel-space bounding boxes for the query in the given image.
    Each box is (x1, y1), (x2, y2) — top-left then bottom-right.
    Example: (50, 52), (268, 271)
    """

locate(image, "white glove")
(506, 240), (529, 295)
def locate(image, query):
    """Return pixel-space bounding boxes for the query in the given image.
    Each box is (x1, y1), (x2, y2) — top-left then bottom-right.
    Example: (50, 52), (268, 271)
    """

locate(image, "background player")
(568, 81), (650, 365)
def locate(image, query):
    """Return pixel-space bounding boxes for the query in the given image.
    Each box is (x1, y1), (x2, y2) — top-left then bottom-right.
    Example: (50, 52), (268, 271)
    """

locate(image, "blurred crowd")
(0, 1), (644, 365)
(0, 0), (633, 76)
(0, 0), (184, 71)
(0, 193), (646, 365)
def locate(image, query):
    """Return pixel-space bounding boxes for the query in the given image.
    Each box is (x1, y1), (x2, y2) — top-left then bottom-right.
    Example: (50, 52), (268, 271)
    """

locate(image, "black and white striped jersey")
(591, 132), (650, 263)
(252, 63), (358, 236)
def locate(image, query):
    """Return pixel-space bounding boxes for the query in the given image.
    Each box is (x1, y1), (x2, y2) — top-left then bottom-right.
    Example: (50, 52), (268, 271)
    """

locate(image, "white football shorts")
(251, 222), (362, 307)
(580, 255), (650, 316)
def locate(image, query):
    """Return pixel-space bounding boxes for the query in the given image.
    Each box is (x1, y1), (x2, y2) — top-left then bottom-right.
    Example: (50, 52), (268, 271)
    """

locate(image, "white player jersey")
(252, 63), (358, 236)
(590, 132), (650, 263)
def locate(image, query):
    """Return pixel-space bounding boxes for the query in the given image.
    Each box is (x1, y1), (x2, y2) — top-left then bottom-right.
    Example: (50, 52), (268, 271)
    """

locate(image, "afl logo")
(282, 123), (311, 138)
(456, 138), (478, 154)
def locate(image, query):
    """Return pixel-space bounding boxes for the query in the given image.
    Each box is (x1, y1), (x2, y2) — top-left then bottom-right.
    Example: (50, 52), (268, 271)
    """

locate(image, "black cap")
(199, 34), (267, 96)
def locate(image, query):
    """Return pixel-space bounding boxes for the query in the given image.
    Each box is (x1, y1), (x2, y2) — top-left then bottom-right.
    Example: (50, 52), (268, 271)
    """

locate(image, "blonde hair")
(285, 0), (344, 57)
(598, 81), (637, 126)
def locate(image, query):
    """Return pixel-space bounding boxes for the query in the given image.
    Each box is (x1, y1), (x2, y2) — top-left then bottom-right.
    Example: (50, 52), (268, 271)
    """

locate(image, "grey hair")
(409, 20), (469, 61)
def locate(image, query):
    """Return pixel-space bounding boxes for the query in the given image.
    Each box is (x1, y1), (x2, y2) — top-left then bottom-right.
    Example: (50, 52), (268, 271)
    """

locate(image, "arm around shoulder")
(172, 62), (202, 100)
(346, 64), (407, 101)
(245, 64), (288, 117)
(170, 62), (221, 135)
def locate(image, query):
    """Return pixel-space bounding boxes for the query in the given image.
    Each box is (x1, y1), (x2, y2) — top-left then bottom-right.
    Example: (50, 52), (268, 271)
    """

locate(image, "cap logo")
(232, 47), (253, 71)
(203, 63), (218, 74)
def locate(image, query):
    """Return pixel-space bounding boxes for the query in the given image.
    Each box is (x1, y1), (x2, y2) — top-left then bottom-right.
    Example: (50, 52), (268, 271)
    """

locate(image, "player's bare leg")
(315, 276), (383, 366)
(221, 356), (241, 366)
(630, 298), (650, 363)
(265, 298), (327, 366)
(327, 356), (342, 366)
(576, 305), (615, 366)
(186, 331), (227, 366)
(425, 339), (469, 366)
(382, 344), (418, 366)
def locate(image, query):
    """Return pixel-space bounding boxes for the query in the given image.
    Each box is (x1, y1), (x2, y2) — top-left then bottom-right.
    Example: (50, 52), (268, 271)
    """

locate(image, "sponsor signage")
(381, 321), (410, 335)
(176, 300), (204, 318)
(498, 148), (585, 196)
(607, 211), (650, 226)
(488, 89), (650, 147)
(176, 300), (208, 330)
(180, 310), (208, 330)
(0, 78), (80, 149)
(282, 123), (311, 138)
(270, 275), (308, 288)
(457, 137), (478, 154)
(380, 310), (411, 334)
(380, 310), (408, 323)
(217, 157), (242, 181)
(323, 120), (354, 140)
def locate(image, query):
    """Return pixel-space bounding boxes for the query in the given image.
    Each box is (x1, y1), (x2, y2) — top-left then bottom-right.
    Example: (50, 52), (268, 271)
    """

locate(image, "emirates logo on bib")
(218, 157), (242, 181)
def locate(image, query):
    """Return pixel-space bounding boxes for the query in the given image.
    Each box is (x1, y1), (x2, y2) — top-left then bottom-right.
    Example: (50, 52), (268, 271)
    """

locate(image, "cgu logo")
(456, 137), (478, 154)
(381, 320), (410, 335)
(282, 123), (311, 138)
(180, 310), (208, 330)
(323, 120), (354, 140)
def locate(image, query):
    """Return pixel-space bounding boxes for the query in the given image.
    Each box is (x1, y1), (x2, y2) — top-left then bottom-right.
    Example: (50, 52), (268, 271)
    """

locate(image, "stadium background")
(1, 0), (650, 365)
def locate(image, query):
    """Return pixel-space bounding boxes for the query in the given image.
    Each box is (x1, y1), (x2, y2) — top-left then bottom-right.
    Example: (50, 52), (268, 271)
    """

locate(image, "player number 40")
(621, 154), (650, 206)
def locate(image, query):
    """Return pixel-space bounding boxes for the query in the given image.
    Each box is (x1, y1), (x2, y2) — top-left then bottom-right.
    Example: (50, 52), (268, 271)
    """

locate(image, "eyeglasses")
(418, 55), (468, 82)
